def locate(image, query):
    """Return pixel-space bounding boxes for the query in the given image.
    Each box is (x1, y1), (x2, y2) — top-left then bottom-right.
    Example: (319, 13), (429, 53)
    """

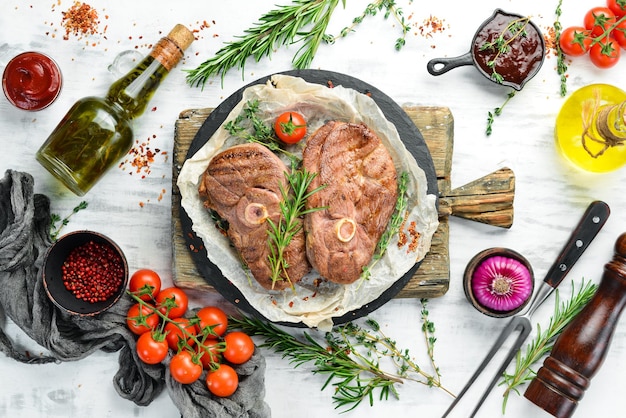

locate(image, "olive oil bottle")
(555, 84), (626, 173)
(36, 24), (194, 195)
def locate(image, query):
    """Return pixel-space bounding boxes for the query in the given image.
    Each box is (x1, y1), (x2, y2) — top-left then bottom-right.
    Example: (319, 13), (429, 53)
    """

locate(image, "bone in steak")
(303, 121), (398, 284)
(198, 143), (310, 290)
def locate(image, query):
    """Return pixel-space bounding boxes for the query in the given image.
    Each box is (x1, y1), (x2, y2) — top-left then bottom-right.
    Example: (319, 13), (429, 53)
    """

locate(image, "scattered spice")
(118, 135), (168, 178)
(60, 1), (104, 40)
(62, 240), (125, 303)
(418, 15), (448, 39)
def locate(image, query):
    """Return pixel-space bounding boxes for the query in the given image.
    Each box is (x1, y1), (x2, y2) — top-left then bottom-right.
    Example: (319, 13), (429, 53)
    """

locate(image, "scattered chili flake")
(118, 135), (167, 177)
(543, 25), (558, 58)
(60, 2), (105, 40)
(417, 15), (448, 39)
(407, 221), (421, 253)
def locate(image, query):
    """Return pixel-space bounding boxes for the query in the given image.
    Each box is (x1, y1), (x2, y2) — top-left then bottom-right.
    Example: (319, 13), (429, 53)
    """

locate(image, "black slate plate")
(179, 69), (438, 327)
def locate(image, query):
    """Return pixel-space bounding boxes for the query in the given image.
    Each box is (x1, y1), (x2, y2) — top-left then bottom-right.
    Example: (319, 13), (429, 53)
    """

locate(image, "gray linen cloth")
(0, 170), (270, 418)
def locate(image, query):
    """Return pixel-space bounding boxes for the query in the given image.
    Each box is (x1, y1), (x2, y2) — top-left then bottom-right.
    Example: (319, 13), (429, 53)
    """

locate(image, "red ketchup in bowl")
(2, 51), (62, 111)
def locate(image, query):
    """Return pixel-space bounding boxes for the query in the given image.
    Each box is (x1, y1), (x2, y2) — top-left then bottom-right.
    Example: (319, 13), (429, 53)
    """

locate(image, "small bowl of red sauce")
(43, 230), (128, 316)
(2, 51), (63, 111)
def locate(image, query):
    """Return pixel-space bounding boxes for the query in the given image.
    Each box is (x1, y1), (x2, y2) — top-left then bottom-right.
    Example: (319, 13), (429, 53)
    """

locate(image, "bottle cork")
(167, 24), (194, 51)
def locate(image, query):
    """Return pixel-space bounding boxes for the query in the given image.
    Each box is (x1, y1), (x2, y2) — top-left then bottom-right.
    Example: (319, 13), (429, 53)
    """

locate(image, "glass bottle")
(555, 84), (626, 173)
(36, 24), (194, 195)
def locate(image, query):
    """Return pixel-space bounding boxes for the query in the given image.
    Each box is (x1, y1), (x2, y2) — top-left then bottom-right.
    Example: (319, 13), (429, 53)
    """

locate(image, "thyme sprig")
(50, 201), (88, 241)
(361, 171), (409, 280)
(335, 0), (410, 51)
(499, 278), (598, 413)
(224, 100), (299, 163)
(486, 89), (517, 136)
(479, 17), (531, 85)
(267, 169), (326, 289)
(554, 0), (568, 96)
(228, 314), (454, 412)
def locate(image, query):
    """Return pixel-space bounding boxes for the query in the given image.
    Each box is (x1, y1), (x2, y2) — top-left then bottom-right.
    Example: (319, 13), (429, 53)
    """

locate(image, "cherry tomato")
(196, 306), (228, 337)
(206, 364), (239, 397)
(169, 350), (203, 384)
(126, 303), (159, 335)
(559, 26), (593, 56)
(223, 331), (255, 365)
(607, 0), (626, 18)
(129, 269), (162, 301)
(136, 332), (169, 365)
(584, 7), (616, 37)
(196, 339), (223, 369)
(274, 111), (307, 144)
(165, 317), (197, 351)
(156, 287), (189, 318)
(611, 19), (626, 49)
(589, 36), (621, 68)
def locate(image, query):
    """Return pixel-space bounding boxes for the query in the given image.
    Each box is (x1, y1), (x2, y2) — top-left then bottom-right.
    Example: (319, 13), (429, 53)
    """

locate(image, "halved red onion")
(471, 255), (533, 312)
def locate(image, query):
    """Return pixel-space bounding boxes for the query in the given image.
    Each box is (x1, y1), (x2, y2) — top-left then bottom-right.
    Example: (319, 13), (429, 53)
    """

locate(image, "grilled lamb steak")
(198, 143), (309, 290)
(303, 121), (398, 284)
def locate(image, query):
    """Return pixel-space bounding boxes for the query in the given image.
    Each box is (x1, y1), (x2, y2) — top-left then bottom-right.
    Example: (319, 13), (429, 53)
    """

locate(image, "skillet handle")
(426, 51), (473, 76)
(542, 201), (610, 288)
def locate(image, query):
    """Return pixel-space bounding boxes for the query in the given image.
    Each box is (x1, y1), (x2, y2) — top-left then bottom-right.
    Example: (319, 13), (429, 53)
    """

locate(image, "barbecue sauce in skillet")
(472, 12), (543, 88)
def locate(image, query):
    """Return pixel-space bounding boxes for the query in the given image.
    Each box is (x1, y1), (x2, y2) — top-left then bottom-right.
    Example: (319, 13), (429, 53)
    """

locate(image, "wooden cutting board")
(171, 106), (514, 299)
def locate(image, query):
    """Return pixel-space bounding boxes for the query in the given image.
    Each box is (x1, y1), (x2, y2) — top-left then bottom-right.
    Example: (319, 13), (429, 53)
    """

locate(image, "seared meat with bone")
(198, 143), (309, 290)
(303, 121), (398, 284)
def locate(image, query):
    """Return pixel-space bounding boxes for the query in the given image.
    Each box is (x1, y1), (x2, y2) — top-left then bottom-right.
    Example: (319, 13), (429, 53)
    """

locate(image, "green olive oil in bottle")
(36, 24), (194, 195)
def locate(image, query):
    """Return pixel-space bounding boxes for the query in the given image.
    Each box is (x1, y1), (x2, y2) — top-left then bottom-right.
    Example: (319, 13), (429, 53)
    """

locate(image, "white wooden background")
(1, 1), (625, 417)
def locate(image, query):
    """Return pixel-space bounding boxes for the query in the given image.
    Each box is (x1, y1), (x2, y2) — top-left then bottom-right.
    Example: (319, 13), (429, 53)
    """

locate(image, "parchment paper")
(178, 75), (438, 329)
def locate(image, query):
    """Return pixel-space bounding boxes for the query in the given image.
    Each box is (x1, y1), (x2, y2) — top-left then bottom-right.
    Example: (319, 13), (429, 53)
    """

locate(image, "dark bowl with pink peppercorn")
(42, 230), (129, 316)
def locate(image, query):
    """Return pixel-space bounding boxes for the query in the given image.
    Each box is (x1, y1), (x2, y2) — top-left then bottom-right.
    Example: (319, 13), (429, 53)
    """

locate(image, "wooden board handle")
(439, 167), (515, 229)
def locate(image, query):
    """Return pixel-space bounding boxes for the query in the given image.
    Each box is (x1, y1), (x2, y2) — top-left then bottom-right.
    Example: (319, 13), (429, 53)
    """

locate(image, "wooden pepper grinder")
(524, 232), (626, 417)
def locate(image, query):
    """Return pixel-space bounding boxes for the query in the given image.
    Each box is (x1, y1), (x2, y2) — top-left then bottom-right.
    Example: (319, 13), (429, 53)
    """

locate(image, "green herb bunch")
(186, 0), (410, 88)
(229, 304), (453, 412)
(499, 278), (598, 413)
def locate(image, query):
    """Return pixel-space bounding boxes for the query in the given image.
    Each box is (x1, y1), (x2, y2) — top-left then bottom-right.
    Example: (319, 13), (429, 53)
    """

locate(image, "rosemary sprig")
(50, 201), (88, 241)
(361, 171), (409, 280)
(186, 0), (343, 87)
(267, 169), (326, 289)
(186, 0), (412, 87)
(499, 278), (598, 413)
(479, 17), (531, 84)
(554, 0), (568, 97)
(486, 89), (516, 136)
(228, 315), (454, 412)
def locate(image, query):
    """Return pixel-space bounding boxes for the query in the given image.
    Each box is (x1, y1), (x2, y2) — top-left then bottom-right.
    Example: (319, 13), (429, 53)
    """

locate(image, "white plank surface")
(1, 1), (625, 417)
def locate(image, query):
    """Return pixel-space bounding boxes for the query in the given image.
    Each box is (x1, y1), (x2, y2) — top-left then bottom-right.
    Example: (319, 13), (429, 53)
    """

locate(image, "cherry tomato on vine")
(607, 0), (626, 18)
(611, 19), (626, 49)
(126, 303), (159, 335)
(584, 7), (617, 37)
(136, 332), (169, 365)
(169, 350), (203, 384)
(274, 111), (307, 144)
(223, 331), (255, 365)
(559, 26), (593, 56)
(589, 36), (621, 68)
(196, 306), (228, 337)
(129, 269), (162, 301)
(156, 287), (189, 318)
(165, 317), (197, 351)
(206, 364), (239, 397)
(196, 339), (222, 369)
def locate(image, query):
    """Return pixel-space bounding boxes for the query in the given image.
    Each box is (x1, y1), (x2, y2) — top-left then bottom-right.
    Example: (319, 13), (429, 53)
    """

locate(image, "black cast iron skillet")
(179, 69), (438, 327)
(426, 9), (545, 91)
